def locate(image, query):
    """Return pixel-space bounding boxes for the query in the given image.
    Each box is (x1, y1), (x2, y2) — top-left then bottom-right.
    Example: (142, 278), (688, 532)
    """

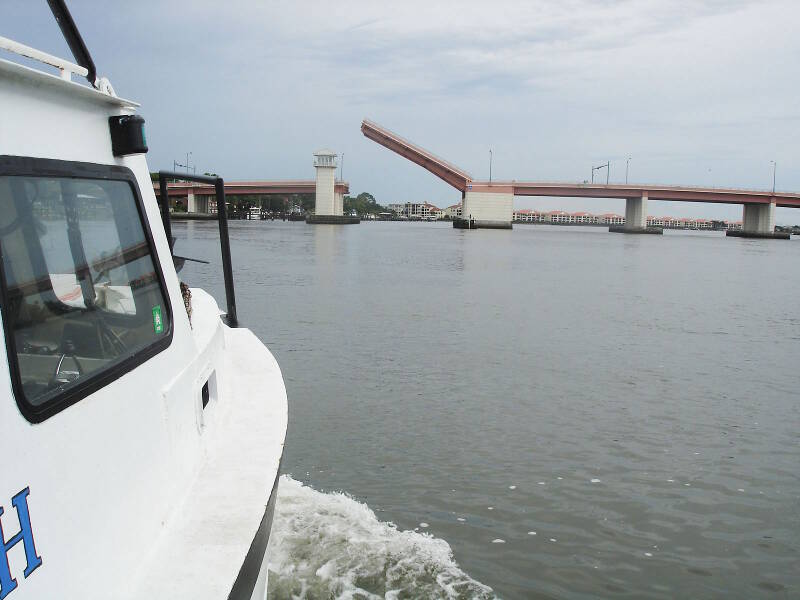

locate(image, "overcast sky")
(4, 1), (799, 222)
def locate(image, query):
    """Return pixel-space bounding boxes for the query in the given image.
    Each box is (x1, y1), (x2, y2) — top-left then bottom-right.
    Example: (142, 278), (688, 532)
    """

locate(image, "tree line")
(150, 172), (390, 216)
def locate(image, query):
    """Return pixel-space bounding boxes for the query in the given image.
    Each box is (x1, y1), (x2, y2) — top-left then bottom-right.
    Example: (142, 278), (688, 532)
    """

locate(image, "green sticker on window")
(152, 305), (164, 333)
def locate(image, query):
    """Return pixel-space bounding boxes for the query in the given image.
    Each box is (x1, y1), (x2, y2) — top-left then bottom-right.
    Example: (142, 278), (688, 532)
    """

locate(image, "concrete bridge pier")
(334, 191), (343, 216)
(610, 192), (662, 234)
(625, 193), (647, 230)
(727, 201), (788, 239)
(186, 190), (210, 214)
(454, 185), (513, 229)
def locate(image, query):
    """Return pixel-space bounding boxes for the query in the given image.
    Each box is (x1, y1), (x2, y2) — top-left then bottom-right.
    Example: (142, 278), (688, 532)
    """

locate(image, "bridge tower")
(307, 149), (359, 224)
(313, 149), (339, 216)
(461, 184), (514, 229)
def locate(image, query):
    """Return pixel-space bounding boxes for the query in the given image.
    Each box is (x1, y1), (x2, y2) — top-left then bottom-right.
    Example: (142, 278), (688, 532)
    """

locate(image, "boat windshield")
(0, 173), (171, 417)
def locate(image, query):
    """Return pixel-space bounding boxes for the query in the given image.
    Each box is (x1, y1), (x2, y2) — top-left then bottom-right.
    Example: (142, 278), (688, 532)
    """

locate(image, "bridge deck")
(361, 119), (472, 191)
(153, 180), (349, 197)
(362, 119), (799, 208)
(475, 182), (800, 208)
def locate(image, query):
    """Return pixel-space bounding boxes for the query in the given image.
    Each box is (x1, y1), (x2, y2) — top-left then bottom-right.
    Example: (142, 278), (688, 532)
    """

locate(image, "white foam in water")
(457, 517), (466, 522)
(491, 539), (505, 544)
(528, 531), (537, 536)
(267, 476), (496, 599)
(590, 478), (602, 483)
(420, 522), (429, 528)
(508, 485), (516, 490)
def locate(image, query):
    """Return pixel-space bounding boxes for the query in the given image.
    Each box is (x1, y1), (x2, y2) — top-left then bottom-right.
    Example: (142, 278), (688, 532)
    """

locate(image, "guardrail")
(157, 171), (238, 328)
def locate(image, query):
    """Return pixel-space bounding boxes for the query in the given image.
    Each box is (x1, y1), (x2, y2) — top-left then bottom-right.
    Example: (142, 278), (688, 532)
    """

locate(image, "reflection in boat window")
(0, 175), (170, 408)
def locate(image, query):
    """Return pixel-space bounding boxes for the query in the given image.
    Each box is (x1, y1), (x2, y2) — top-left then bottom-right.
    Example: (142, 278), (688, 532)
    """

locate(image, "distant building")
(549, 210), (571, 223)
(512, 209), (538, 222)
(572, 212), (597, 224)
(390, 201), (444, 220)
(510, 208), (733, 230)
(597, 213), (625, 225)
(648, 216), (715, 230)
(429, 205), (445, 219)
(445, 203), (462, 218)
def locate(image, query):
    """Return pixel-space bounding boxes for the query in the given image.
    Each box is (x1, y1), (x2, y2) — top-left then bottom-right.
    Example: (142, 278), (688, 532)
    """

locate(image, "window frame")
(0, 155), (174, 423)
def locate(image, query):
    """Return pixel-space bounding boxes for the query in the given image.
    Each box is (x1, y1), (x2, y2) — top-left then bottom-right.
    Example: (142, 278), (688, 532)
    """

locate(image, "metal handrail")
(157, 172), (238, 328)
(46, 0), (97, 86)
(0, 35), (88, 81)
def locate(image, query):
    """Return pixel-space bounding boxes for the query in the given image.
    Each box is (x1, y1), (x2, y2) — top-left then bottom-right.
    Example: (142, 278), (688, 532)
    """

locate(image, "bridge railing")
(507, 180), (798, 197)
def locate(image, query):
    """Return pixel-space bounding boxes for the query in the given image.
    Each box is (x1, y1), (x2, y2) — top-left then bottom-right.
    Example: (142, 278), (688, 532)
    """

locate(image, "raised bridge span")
(362, 119), (799, 237)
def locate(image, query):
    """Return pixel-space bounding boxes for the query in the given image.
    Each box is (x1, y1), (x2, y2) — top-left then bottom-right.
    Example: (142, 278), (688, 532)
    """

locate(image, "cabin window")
(0, 161), (172, 422)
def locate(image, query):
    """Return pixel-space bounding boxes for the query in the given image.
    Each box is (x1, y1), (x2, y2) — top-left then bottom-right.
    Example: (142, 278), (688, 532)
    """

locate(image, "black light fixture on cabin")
(108, 115), (148, 156)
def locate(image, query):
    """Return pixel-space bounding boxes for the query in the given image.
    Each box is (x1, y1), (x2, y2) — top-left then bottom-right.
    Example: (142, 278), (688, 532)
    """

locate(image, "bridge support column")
(625, 193), (647, 230)
(187, 190), (196, 213)
(456, 186), (513, 229)
(727, 201), (788, 239)
(334, 191), (344, 216)
(610, 192), (662, 234)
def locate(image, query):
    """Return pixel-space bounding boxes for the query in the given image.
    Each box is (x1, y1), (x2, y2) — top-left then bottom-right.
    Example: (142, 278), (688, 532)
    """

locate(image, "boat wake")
(267, 476), (496, 599)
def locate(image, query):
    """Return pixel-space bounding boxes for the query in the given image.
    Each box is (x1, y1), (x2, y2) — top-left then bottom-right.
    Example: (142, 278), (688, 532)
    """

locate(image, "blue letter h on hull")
(0, 488), (42, 599)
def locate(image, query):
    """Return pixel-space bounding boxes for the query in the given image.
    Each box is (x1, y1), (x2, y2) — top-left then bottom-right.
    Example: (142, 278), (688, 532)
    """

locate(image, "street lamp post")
(625, 157), (631, 184)
(489, 149), (493, 183)
(174, 158), (192, 178)
(592, 162), (610, 184)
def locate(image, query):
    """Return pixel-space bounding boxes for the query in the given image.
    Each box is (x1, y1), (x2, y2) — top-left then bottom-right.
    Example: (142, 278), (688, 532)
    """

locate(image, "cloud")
(2, 0), (799, 220)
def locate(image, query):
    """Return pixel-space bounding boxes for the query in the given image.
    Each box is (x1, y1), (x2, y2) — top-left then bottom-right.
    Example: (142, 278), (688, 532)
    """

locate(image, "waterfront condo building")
(389, 201), (444, 220)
